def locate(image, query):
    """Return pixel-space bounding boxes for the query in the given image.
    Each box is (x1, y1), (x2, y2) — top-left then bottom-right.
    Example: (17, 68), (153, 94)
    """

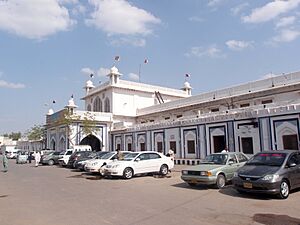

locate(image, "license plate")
(190, 179), (197, 184)
(243, 182), (252, 189)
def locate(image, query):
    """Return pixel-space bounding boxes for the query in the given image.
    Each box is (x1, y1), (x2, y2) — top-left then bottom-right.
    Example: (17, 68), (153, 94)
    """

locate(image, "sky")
(0, 0), (300, 134)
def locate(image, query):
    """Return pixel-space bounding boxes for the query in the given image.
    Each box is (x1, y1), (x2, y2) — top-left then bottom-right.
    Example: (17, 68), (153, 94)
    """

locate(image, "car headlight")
(112, 164), (120, 169)
(200, 171), (212, 176)
(182, 170), (188, 175)
(92, 162), (98, 166)
(262, 174), (279, 181)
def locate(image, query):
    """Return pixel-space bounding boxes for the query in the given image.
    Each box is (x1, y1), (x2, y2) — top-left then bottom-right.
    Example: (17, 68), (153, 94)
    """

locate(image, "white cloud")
(242, 0), (300, 23)
(81, 67), (110, 77)
(273, 29), (300, 42)
(231, 3), (249, 16)
(226, 40), (253, 51)
(109, 37), (146, 47)
(0, 80), (25, 89)
(128, 73), (139, 81)
(86, 0), (161, 36)
(185, 45), (225, 58)
(275, 16), (296, 28)
(207, 0), (224, 7)
(262, 72), (277, 79)
(81, 67), (95, 76)
(0, 0), (76, 40)
(188, 16), (204, 23)
(96, 67), (110, 77)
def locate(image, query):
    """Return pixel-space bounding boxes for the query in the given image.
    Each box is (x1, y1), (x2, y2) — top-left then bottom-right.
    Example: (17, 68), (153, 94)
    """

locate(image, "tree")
(3, 132), (22, 140)
(26, 125), (45, 141)
(54, 109), (99, 148)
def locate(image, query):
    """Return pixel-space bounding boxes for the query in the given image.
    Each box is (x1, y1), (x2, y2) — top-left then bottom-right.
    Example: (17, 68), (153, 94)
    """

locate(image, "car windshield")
(94, 151), (110, 159)
(202, 154), (228, 165)
(246, 153), (287, 166)
(53, 152), (61, 155)
(100, 152), (116, 159)
(120, 153), (139, 161)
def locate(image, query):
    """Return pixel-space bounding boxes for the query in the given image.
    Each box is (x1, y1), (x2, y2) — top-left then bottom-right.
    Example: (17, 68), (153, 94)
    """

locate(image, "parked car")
(41, 151), (62, 166)
(67, 151), (95, 168)
(84, 151), (131, 174)
(104, 151), (174, 179)
(74, 151), (109, 170)
(16, 151), (28, 164)
(181, 152), (249, 189)
(233, 150), (300, 199)
(58, 149), (75, 166)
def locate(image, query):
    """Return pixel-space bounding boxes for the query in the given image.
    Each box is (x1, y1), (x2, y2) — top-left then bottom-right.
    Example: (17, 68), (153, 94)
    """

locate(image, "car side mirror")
(135, 158), (140, 162)
(289, 162), (297, 167)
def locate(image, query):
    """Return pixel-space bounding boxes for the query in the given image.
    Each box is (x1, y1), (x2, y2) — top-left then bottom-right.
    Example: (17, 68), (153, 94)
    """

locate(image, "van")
(5, 148), (19, 159)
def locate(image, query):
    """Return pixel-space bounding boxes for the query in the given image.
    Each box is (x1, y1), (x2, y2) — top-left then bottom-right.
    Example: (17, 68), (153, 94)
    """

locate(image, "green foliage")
(26, 125), (45, 141)
(3, 132), (21, 141)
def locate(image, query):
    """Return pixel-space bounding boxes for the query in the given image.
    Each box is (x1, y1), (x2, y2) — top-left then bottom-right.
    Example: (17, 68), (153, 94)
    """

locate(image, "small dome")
(66, 97), (78, 109)
(183, 81), (192, 89)
(85, 80), (94, 88)
(47, 109), (54, 115)
(110, 66), (122, 76)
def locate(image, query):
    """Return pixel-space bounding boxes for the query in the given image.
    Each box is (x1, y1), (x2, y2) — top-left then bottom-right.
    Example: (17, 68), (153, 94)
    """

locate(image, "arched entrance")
(80, 134), (102, 151)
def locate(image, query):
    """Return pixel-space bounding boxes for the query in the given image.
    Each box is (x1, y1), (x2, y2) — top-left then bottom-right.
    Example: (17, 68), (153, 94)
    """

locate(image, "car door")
(226, 154), (239, 180)
(148, 153), (163, 172)
(134, 153), (151, 174)
(286, 153), (300, 188)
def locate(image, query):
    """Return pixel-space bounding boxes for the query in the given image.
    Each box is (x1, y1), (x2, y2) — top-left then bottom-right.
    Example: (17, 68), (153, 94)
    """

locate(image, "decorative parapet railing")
(74, 110), (113, 122)
(136, 71), (300, 116)
(124, 103), (300, 132)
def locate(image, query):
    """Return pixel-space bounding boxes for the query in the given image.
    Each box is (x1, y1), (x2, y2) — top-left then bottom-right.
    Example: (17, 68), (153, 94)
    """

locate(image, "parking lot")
(1, 159), (300, 225)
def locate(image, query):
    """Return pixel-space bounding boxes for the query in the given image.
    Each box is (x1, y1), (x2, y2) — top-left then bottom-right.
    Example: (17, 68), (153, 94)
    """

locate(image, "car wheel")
(48, 160), (54, 166)
(160, 164), (169, 176)
(278, 180), (289, 199)
(216, 174), (226, 189)
(123, 167), (133, 179)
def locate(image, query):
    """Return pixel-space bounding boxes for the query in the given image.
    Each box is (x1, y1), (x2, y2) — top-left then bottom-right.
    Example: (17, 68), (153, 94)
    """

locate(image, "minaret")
(182, 81), (192, 96)
(84, 80), (95, 95)
(107, 66), (122, 85)
(65, 96), (78, 115)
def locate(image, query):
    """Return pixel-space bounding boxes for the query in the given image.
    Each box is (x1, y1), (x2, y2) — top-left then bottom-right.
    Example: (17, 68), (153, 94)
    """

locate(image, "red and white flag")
(144, 59), (149, 64)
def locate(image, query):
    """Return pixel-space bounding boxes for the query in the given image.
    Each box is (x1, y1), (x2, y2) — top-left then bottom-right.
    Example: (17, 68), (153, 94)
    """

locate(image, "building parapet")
(123, 102), (300, 132)
(137, 71), (300, 116)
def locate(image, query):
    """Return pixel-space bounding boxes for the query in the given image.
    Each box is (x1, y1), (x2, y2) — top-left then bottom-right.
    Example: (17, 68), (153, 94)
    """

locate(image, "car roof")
(257, 150), (299, 154)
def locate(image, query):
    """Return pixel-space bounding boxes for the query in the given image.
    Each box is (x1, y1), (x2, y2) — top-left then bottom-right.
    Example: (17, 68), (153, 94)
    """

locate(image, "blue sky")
(1, 0), (300, 134)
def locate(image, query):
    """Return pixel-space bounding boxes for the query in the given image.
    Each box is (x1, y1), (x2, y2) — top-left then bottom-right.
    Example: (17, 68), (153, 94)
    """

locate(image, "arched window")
(87, 104), (92, 111)
(93, 97), (102, 112)
(104, 98), (110, 112)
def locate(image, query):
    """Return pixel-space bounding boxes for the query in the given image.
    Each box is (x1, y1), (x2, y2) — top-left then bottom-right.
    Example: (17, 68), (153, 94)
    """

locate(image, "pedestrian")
(34, 151), (41, 167)
(28, 151), (32, 163)
(116, 149), (123, 160)
(221, 146), (229, 153)
(2, 151), (8, 172)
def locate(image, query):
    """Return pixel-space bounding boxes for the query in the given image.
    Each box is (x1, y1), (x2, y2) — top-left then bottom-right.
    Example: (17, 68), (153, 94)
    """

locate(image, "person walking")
(28, 151), (32, 163)
(2, 152), (8, 172)
(34, 151), (41, 167)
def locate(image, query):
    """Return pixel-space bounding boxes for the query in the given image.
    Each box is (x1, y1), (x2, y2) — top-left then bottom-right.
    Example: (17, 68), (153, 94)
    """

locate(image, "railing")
(137, 71), (300, 116)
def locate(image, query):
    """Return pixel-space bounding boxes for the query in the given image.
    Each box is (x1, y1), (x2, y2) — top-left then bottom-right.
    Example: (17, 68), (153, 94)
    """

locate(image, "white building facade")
(45, 68), (300, 164)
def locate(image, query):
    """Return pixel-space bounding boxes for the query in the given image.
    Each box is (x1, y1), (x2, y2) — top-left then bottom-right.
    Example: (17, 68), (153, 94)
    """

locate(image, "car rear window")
(247, 153), (287, 166)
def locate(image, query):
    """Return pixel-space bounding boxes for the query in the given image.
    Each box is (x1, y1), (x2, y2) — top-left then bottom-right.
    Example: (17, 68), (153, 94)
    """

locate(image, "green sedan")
(181, 152), (249, 189)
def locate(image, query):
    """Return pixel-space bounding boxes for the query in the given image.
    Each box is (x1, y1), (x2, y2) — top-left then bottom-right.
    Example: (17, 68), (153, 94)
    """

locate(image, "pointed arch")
(104, 98), (110, 112)
(80, 134), (102, 151)
(93, 96), (102, 112)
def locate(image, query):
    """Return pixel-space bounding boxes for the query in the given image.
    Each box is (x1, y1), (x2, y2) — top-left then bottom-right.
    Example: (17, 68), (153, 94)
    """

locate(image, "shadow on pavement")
(218, 186), (274, 200)
(253, 213), (300, 225)
(172, 182), (211, 190)
(0, 195), (8, 198)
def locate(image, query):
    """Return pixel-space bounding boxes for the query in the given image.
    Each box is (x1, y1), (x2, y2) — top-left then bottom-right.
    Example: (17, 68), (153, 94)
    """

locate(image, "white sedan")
(84, 151), (130, 173)
(104, 151), (174, 179)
